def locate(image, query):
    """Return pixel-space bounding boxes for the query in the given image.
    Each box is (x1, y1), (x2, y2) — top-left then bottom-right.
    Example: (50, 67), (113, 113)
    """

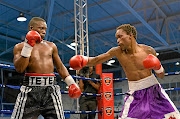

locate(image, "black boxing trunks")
(11, 73), (65, 119)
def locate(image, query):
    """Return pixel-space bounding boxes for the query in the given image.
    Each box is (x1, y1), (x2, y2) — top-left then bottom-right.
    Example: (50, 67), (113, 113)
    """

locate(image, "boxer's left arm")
(52, 43), (81, 99)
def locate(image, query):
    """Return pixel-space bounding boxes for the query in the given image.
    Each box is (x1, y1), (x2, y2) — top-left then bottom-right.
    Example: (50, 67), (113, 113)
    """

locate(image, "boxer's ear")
(130, 33), (134, 39)
(29, 26), (33, 30)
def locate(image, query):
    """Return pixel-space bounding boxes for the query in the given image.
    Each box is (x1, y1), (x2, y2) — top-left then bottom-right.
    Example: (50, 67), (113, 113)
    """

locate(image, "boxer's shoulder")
(139, 44), (156, 55)
(43, 40), (54, 45)
(107, 46), (122, 57)
(42, 40), (57, 48)
(14, 42), (24, 50)
(109, 46), (122, 53)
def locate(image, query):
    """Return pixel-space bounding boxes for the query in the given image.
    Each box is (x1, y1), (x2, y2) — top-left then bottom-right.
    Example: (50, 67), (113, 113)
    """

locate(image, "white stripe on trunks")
(159, 84), (180, 117)
(51, 85), (65, 119)
(11, 86), (29, 119)
(121, 90), (135, 118)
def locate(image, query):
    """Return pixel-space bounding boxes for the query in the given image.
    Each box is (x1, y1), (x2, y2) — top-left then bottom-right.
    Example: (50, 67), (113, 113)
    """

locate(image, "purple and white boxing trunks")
(119, 74), (180, 119)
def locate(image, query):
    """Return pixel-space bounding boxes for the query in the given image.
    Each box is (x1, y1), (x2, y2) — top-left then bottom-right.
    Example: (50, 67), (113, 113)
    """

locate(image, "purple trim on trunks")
(119, 84), (178, 119)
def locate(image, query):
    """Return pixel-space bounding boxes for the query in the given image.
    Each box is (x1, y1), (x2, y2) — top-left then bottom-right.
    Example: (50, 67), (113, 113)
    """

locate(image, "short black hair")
(28, 17), (46, 28)
(116, 24), (137, 39)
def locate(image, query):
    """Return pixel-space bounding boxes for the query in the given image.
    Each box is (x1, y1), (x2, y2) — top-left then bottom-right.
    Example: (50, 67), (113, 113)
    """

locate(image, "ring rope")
(1, 108), (180, 114)
(0, 64), (179, 81)
(1, 83), (180, 96)
(0, 64), (180, 115)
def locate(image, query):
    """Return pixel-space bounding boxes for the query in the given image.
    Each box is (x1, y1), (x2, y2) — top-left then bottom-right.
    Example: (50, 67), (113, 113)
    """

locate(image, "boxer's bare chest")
(27, 42), (54, 73)
(31, 43), (53, 59)
(117, 49), (149, 71)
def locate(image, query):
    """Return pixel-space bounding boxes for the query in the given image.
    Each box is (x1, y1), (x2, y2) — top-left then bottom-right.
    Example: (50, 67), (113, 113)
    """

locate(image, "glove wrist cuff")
(154, 65), (164, 74)
(82, 55), (89, 63)
(21, 42), (33, 58)
(65, 75), (76, 86)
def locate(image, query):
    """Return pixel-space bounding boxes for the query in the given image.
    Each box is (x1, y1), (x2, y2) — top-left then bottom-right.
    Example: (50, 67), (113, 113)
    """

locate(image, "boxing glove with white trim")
(143, 54), (164, 74)
(21, 31), (41, 58)
(65, 75), (81, 99)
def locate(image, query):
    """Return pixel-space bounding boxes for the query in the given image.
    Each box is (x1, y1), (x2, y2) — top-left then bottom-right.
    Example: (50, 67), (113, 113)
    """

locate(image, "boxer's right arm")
(21, 31), (41, 57)
(13, 44), (30, 73)
(69, 47), (117, 70)
(13, 31), (41, 73)
(69, 55), (89, 70)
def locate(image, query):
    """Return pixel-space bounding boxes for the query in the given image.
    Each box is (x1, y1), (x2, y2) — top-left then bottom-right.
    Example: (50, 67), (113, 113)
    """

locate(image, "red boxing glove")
(69, 55), (89, 70)
(21, 31), (42, 58)
(65, 75), (81, 99)
(69, 84), (81, 99)
(143, 54), (164, 73)
(26, 31), (42, 47)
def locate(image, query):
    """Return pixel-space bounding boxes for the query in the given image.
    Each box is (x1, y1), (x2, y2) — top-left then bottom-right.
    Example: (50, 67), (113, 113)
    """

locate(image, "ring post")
(96, 64), (103, 119)
(101, 73), (114, 119)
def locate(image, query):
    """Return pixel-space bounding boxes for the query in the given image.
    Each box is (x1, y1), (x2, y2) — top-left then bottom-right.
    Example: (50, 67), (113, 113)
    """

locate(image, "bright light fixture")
(108, 60), (115, 64)
(156, 53), (159, 56)
(69, 67), (74, 70)
(17, 13), (27, 22)
(66, 86), (69, 89)
(175, 62), (179, 66)
(70, 42), (77, 46)
(67, 44), (75, 50)
(106, 62), (112, 66)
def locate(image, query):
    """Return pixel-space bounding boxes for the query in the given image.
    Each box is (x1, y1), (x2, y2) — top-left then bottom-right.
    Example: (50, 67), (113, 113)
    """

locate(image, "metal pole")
(1, 69), (4, 116)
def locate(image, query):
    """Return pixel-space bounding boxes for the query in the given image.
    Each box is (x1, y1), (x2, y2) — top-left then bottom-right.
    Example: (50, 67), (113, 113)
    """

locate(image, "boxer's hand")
(69, 55), (89, 70)
(69, 84), (81, 99)
(143, 54), (164, 73)
(25, 31), (42, 47)
(21, 31), (41, 57)
(65, 75), (81, 99)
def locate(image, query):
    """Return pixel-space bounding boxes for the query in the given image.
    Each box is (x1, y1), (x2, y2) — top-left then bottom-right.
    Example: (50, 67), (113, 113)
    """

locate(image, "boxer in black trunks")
(11, 17), (81, 119)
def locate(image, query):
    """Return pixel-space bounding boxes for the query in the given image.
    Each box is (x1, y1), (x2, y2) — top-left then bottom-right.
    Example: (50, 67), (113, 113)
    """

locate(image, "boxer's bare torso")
(87, 28), (164, 81)
(14, 40), (55, 74)
(113, 45), (153, 81)
(88, 44), (154, 81)
(13, 20), (69, 80)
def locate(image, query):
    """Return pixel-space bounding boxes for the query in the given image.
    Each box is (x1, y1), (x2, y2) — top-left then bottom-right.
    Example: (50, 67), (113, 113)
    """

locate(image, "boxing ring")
(0, 63), (180, 119)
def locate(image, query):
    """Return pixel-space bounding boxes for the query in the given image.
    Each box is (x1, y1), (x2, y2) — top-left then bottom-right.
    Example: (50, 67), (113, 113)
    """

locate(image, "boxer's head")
(115, 24), (137, 50)
(116, 24), (137, 39)
(29, 17), (47, 39)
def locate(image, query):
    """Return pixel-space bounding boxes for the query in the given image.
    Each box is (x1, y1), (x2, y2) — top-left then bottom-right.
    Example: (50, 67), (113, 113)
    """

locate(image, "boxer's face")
(30, 21), (47, 39)
(115, 29), (131, 50)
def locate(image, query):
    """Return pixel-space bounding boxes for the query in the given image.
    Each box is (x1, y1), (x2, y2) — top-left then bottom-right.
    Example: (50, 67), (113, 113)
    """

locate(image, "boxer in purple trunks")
(69, 24), (180, 119)
(120, 74), (179, 119)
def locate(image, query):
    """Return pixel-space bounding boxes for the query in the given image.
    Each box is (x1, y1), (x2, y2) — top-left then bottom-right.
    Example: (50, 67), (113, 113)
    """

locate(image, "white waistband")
(128, 74), (159, 91)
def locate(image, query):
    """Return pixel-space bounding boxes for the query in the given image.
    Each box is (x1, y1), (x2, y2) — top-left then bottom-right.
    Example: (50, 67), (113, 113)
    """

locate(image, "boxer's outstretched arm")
(69, 47), (117, 70)
(87, 47), (117, 66)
